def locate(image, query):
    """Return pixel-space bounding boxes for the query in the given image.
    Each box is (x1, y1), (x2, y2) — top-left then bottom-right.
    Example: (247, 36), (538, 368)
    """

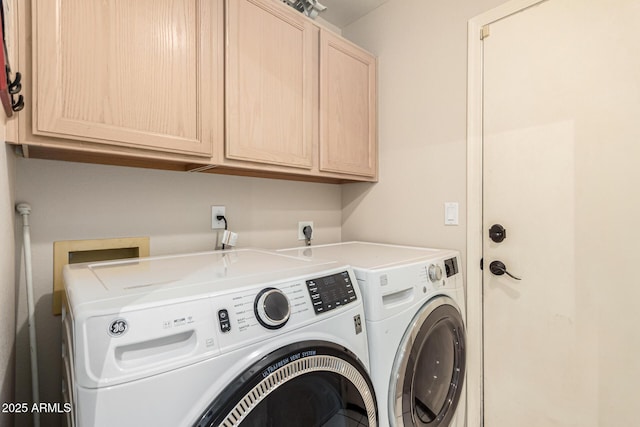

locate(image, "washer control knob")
(428, 264), (443, 282)
(255, 288), (290, 329)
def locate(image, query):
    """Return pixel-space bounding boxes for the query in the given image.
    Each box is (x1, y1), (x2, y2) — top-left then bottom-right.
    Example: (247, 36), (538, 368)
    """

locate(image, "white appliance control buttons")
(254, 288), (291, 330)
(428, 264), (443, 282)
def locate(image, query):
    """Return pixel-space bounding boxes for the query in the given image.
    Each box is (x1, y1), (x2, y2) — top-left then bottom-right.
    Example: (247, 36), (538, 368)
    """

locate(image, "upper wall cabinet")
(320, 30), (377, 178)
(32, 0), (221, 157)
(225, 0), (318, 169)
(8, 0), (376, 182)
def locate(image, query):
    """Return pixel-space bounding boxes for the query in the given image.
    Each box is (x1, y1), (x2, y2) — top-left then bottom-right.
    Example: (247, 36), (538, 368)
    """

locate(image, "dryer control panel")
(444, 257), (459, 277)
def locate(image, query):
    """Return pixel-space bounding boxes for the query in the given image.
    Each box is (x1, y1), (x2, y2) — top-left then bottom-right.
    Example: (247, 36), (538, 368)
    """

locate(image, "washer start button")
(218, 309), (231, 333)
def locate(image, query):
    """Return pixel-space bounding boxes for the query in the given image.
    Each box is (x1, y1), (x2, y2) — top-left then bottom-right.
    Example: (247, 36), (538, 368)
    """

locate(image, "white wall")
(315, 16), (342, 34)
(1, 145), (16, 427)
(14, 158), (342, 427)
(340, 0), (506, 260)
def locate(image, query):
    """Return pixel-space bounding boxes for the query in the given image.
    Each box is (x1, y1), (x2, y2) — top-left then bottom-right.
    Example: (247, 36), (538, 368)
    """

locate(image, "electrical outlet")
(211, 206), (226, 229)
(298, 221), (313, 241)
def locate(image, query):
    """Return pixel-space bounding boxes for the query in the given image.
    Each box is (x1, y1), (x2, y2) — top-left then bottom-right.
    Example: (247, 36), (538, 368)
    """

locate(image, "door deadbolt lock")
(489, 224), (507, 243)
(489, 260), (522, 280)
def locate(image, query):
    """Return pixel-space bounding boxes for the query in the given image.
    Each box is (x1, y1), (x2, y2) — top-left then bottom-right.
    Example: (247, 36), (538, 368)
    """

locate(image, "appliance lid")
(279, 242), (450, 270)
(88, 249), (330, 292)
(63, 249), (343, 312)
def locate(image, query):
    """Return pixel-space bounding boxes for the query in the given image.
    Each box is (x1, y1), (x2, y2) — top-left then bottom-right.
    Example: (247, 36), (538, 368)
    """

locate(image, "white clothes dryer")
(62, 249), (378, 427)
(278, 242), (466, 427)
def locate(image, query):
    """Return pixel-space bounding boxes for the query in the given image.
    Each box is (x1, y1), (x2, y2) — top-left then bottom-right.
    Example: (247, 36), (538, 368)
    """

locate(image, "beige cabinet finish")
(8, 0), (376, 182)
(33, 0), (221, 157)
(225, 0), (318, 169)
(320, 30), (377, 177)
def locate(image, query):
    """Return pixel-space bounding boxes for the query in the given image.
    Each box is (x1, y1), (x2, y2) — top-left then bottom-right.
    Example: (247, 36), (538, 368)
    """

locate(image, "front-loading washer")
(62, 249), (378, 427)
(278, 242), (466, 427)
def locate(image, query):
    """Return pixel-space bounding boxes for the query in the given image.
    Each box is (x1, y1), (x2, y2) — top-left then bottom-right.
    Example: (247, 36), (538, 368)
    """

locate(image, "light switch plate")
(444, 202), (459, 225)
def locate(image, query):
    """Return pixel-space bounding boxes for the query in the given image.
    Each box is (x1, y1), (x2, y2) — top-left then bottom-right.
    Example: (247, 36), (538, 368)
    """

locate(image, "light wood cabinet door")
(225, 0), (318, 169)
(33, 0), (221, 157)
(320, 30), (377, 178)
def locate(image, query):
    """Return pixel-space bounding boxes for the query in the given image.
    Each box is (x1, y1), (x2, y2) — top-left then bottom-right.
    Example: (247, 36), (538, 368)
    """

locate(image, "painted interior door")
(482, 1), (640, 426)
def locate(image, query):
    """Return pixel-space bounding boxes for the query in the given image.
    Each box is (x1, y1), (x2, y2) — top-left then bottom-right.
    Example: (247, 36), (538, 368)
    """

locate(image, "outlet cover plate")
(212, 206), (226, 229)
(298, 221), (314, 240)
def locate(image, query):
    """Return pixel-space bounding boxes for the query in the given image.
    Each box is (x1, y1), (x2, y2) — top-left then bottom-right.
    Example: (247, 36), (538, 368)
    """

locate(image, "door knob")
(489, 224), (507, 243)
(489, 260), (522, 280)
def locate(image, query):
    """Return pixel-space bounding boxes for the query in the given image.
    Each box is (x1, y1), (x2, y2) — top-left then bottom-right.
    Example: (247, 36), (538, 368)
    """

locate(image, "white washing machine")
(62, 249), (378, 427)
(278, 242), (466, 427)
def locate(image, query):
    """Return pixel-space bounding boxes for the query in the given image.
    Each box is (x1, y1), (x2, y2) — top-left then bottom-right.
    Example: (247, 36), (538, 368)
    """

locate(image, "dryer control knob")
(428, 264), (443, 282)
(255, 288), (291, 329)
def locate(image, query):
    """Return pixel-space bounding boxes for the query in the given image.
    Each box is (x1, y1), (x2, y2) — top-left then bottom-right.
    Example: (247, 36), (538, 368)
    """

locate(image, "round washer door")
(194, 341), (377, 427)
(390, 296), (466, 427)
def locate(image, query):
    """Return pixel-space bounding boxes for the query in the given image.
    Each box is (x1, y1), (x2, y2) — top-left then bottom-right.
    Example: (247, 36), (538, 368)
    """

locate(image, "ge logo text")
(108, 319), (128, 337)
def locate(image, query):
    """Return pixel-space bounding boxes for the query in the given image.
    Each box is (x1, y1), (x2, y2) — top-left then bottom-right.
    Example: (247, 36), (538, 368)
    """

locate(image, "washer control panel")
(306, 271), (357, 314)
(209, 268), (360, 352)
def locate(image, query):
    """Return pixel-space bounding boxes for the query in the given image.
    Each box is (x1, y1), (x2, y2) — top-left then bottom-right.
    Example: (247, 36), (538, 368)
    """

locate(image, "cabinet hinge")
(480, 25), (490, 40)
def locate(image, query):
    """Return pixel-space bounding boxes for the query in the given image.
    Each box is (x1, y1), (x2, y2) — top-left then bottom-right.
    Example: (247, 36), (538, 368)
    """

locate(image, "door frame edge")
(466, 1), (547, 426)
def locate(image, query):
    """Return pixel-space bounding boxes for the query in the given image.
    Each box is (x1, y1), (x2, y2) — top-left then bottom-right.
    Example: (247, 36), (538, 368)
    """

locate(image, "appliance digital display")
(306, 271), (357, 314)
(444, 257), (459, 277)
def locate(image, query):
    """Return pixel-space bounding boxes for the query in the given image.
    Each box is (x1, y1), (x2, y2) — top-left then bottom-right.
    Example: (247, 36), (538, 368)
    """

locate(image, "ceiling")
(316, 0), (390, 28)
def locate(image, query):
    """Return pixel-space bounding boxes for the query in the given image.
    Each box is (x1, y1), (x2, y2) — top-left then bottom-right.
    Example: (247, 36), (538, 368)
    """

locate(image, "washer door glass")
(391, 297), (466, 427)
(195, 342), (377, 427)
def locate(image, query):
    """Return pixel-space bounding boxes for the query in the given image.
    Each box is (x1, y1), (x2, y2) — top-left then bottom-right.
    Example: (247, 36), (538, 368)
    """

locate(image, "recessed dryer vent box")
(53, 237), (150, 315)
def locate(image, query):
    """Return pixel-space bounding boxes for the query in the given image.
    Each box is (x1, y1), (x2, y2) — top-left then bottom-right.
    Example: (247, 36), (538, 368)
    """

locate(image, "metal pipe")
(16, 202), (40, 427)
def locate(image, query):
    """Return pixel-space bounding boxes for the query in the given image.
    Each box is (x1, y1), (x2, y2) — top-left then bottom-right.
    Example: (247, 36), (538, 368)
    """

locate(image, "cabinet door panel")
(34, 0), (218, 156)
(226, 0), (317, 169)
(320, 31), (377, 177)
